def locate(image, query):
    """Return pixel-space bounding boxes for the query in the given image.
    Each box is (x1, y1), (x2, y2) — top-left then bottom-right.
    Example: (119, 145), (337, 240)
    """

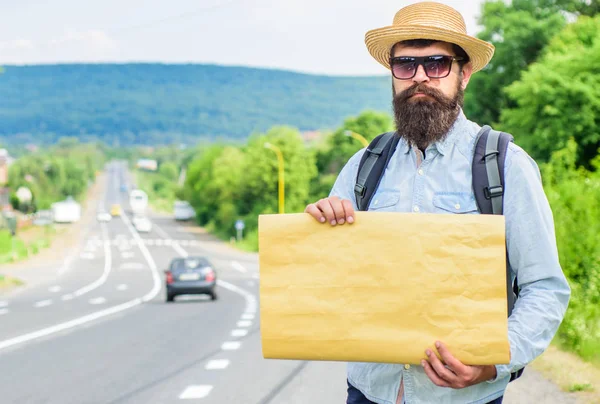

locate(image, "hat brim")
(365, 25), (495, 73)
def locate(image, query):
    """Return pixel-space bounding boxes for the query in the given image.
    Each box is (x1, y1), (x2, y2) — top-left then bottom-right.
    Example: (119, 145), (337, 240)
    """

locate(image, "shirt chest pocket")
(368, 191), (400, 211)
(433, 192), (479, 214)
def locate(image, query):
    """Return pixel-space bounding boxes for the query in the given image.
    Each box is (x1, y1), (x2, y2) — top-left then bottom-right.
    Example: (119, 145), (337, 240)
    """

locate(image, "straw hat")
(365, 2), (494, 73)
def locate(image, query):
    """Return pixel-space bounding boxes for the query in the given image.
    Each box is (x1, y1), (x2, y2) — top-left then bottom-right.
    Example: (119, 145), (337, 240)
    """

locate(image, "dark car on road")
(165, 257), (217, 302)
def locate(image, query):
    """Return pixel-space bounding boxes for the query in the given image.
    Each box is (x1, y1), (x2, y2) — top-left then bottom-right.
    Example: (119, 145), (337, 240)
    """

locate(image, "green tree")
(158, 162), (179, 182)
(183, 145), (225, 225)
(464, 0), (569, 125)
(240, 126), (317, 218)
(312, 110), (393, 199)
(210, 147), (245, 232)
(500, 15), (600, 166)
(61, 159), (87, 198)
(555, 0), (600, 16)
(540, 139), (600, 360)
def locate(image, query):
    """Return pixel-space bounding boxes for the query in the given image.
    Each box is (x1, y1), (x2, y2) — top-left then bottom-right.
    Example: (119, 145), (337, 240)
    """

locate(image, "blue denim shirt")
(329, 110), (571, 404)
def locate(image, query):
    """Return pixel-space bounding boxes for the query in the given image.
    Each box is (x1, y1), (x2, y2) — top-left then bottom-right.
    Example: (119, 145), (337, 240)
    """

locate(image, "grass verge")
(531, 344), (600, 403)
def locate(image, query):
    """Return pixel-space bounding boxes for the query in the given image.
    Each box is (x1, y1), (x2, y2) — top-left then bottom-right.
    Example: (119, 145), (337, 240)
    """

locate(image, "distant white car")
(133, 216), (152, 233)
(97, 212), (112, 222)
(174, 200), (195, 221)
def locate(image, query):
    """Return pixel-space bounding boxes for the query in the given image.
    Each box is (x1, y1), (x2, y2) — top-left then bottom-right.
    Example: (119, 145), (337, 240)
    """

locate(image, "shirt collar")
(397, 109), (467, 156)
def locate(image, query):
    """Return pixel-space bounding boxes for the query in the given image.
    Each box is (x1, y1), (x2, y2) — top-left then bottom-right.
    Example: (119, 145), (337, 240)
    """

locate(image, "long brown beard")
(392, 80), (463, 151)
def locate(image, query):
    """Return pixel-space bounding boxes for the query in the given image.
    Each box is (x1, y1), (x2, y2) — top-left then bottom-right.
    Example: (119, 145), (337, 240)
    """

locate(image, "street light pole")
(264, 142), (285, 214)
(344, 130), (370, 148)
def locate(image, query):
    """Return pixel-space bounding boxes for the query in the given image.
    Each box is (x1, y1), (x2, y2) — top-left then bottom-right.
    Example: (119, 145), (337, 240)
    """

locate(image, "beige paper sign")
(258, 212), (510, 365)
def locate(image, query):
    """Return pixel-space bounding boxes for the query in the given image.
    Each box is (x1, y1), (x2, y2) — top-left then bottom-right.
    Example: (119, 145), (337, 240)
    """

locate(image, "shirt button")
(405, 364), (411, 370)
(413, 206), (420, 212)
(418, 169), (424, 176)
(454, 203), (461, 210)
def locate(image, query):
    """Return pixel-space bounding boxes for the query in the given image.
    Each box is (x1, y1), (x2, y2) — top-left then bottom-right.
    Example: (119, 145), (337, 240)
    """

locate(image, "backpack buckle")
(484, 185), (504, 199)
(367, 147), (385, 156)
(354, 183), (366, 197)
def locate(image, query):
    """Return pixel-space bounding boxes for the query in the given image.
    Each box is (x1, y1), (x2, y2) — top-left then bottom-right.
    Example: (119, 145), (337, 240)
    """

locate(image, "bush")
(541, 139), (600, 361)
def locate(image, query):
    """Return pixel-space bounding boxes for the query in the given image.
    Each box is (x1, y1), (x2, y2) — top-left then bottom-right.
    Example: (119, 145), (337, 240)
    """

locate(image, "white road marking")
(221, 341), (241, 351)
(89, 297), (107, 305)
(117, 284), (128, 291)
(242, 313), (255, 320)
(146, 239), (155, 246)
(57, 249), (77, 275)
(73, 223), (112, 298)
(231, 261), (247, 273)
(120, 208), (161, 303)
(0, 308), (8, 316)
(61, 294), (74, 301)
(181, 240), (189, 247)
(48, 286), (62, 293)
(218, 281), (257, 314)
(34, 300), (53, 308)
(165, 239), (172, 246)
(119, 262), (144, 270)
(237, 320), (252, 328)
(0, 298), (143, 352)
(205, 359), (230, 370)
(178, 385), (213, 399)
(121, 252), (135, 259)
(80, 252), (95, 260)
(0, 301), (8, 308)
(156, 239), (164, 246)
(231, 329), (248, 337)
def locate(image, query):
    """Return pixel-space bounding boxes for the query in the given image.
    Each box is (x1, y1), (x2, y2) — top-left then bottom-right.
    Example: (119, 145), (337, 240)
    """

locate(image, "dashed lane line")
(34, 300), (53, 308)
(178, 385), (213, 399)
(231, 329), (248, 337)
(231, 261), (247, 273)
(89, 297), (107, 305)
(205, 360), (230, 370)
(221, 341), (241, 351)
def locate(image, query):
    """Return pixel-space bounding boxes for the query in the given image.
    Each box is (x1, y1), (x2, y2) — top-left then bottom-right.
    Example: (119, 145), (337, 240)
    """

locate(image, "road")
(0, 161), (582, 404)
(0, 161), (346, 404)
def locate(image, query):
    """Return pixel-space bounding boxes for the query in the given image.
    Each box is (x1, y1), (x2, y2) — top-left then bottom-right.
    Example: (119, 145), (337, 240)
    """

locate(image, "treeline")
(0, 64), (389, 145)
(6, 138), (105, 211)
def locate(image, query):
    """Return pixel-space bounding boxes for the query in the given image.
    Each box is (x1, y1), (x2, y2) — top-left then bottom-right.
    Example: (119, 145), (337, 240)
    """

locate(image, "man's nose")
(412, 64), (430, 83)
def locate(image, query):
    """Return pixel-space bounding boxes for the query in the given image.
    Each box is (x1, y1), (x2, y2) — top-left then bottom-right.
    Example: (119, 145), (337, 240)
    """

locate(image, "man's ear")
(460, 62), (474, 91)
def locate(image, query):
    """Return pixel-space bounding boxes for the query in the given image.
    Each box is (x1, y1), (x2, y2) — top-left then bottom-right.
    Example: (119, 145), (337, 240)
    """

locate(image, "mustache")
(395, 83), (447, 104)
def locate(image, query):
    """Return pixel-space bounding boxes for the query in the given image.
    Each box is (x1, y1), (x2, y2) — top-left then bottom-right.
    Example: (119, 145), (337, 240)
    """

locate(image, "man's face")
(391, 42), (471, 100)
(390, 41), (473, 150)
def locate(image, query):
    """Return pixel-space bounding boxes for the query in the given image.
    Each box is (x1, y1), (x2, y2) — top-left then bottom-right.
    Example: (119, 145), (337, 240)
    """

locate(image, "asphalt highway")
(0, 161), (347, 404)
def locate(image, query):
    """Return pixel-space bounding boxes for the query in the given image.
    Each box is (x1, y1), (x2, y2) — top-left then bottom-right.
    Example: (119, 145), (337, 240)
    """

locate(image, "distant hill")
(0, 64), (391, 145)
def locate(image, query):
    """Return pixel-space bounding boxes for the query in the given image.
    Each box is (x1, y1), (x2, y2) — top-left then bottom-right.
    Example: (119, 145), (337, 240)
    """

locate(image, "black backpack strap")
(473, 126), (524, 382)
(354, 132), (399, 211)
(472, 125), (513, 215)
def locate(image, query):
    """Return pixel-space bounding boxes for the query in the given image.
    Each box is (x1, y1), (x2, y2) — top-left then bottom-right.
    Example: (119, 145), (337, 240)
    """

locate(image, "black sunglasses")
(389, 55), (464, 80)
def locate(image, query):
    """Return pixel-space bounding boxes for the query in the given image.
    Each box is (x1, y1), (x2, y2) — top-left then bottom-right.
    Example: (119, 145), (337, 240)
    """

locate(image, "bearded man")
(304, 2), (570, 404)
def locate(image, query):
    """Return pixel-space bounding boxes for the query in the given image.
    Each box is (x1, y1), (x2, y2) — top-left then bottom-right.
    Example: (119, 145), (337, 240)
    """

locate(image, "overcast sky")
(0, 0), (486, 76)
